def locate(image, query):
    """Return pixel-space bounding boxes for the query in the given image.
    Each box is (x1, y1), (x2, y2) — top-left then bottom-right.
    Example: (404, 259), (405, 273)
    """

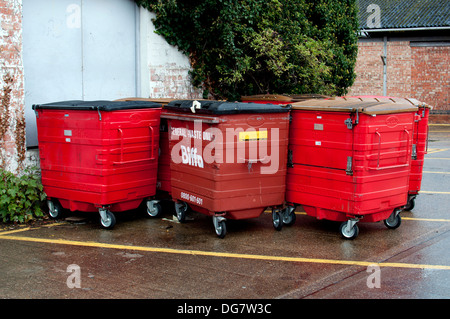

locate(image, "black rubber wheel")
(100, 210), (116, 229)
(283, 209), (296, 226)
(47, 200), (64, 219)
(403, 198), (415, 211)
(384, 211), (402, 229)
(214, 220), (227, 238)
(147, 202), (162, 218)
(175, 202), (187, 223)
(272, 210), (283, 231)
(339, 222), (359, 240)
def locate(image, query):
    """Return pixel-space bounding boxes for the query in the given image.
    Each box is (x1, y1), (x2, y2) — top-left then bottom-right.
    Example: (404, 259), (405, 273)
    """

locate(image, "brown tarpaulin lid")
(290, 99), (419, 115)
(339, 96), (433, 109)
(240, 94), (330, 102)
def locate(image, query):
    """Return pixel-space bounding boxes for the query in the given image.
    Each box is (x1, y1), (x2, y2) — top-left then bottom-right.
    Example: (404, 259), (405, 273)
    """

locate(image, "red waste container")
(338, 96), (432, 211)
(162, 100), (291, 237)
(284, 99), (418, 239)
(33, 100), (162, 228)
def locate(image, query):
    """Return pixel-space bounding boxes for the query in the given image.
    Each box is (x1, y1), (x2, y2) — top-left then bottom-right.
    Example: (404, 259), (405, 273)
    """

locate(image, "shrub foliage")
(136, 0), (359, 100)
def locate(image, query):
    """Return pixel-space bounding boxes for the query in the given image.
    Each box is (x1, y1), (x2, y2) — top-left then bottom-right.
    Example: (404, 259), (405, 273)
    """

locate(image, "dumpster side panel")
(167, 112), (289, 219)
(36, 108), (161, 212)
(157, 118), (172, 194)
(409, 106), (429, 194)
(286, 109), (414, 221)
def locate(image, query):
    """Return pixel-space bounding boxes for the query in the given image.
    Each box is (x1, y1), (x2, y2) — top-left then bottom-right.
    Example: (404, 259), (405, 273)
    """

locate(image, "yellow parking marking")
(0, 228), (32, 235)
(427, 148), (449, 154)
(402, 217), (450, 223)
(0, 222), (65, 236)
(423, 171), (450, 174)
(425, 157), (450, 160)
(0, 234), (449, 270)
(420, 191), (450, 194)
(429, 124), (450, 126)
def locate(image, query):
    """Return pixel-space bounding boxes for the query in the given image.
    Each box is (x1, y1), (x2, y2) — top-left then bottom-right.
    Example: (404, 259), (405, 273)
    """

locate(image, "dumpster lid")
(339, 96), (433, 109)
(165, 100), (291, 114)
(241, 94), (330, 103)
(290, 99), (418, 114)
(32, 100), (162, 111)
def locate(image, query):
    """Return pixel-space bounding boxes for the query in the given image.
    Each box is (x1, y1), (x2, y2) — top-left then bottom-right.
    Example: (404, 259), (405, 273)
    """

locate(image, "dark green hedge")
(136, 0), (359, 100)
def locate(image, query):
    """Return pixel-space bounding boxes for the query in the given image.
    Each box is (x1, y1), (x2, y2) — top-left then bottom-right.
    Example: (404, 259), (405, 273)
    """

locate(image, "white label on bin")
(317, 116), (322, 119)
(180, 192), (203, 205)
(64, 130), (72, 136)
(314, 123), (323, 131)
(315, 141), (321, 146)
(65, 138), (71, 143)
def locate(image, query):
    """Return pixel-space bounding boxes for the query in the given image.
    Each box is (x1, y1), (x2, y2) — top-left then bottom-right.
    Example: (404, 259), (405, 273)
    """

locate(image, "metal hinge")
(412, 144), (417, 160)
(345, 118), (353, 129)
(287, 149), (293, 168)
(346, 156), (353, 175)
(344, 109), (359, 129)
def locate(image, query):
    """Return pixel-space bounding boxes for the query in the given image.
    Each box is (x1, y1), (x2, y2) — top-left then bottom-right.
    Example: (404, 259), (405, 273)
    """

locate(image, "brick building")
(349, 0), (450, 111)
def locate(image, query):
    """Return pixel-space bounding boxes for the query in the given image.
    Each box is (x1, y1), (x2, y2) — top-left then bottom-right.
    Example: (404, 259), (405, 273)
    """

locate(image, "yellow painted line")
(423, 171), (450, 174)
(425, 158), (450, 160)
(420, 191), (450, 194)
(429, 124), (450, 126)
(0, 222), (65, 236)
(427, 148), (449, 154)
(402, 217), (450, 223)
(0, 228), (32, 236)
(0, 234), (449, 270)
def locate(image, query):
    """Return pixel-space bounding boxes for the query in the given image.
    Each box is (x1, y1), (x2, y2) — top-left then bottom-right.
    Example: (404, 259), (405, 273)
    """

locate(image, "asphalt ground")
(1, 124), (450, 309)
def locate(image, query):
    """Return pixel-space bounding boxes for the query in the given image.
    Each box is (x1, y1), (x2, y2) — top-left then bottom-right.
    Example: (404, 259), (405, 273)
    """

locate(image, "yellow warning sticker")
(239, 130), (268, 141)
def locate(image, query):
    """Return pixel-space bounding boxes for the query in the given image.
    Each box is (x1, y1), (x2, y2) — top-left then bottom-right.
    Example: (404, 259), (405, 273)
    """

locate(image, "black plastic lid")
(32, 100), (162, 111)
(165, 100), (291, 115)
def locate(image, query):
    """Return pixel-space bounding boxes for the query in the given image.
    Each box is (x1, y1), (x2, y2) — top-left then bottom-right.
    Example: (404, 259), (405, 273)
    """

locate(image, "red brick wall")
(349, 39), (449, 110)
(412, 46), (450, 111)
(349, 41), (384, 96)
(0, 0), (24, 172)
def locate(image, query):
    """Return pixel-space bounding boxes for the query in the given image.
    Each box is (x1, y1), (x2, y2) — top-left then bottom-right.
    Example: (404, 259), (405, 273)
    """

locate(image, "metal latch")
(346, 156), (353, 175)
(287, 149), (293, 168)
(344, 109), (359, 129)
(412, 144), (417, 160)
(345, 118), (353, 129)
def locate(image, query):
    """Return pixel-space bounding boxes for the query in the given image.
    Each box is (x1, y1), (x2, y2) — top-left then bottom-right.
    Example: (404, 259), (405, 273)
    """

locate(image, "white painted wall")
(139, 9), (202, 99)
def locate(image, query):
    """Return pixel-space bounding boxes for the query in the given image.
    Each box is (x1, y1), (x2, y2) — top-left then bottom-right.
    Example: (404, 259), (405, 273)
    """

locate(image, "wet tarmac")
(1, 126), (450, 304)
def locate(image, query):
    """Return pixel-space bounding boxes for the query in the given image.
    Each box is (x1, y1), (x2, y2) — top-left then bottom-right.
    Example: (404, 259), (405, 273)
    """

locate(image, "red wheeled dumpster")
(162, 100), (291, 238)
(33, 100), (162, 228)
(283, 99), (418, 239)
(339, 96), (432, 211)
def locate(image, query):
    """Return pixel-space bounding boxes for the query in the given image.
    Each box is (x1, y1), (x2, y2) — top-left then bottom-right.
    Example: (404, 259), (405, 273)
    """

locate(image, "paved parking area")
(1, 126), (450, 304)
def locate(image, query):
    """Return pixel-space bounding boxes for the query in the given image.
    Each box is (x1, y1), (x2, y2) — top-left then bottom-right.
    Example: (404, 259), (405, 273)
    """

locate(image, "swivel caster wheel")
(175, 201), (188, 223)
(282, 206), (296, 226)
(272, 209), (283, 231)
(340, 220), (359, 240)
(99, 208), (116, 229)
(146, 200), (162, 218)
(403, 198), (415, 211)
(384, 210), (402, 229)
(213, 216), (227, 239)
(47, 200), (63, 219)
